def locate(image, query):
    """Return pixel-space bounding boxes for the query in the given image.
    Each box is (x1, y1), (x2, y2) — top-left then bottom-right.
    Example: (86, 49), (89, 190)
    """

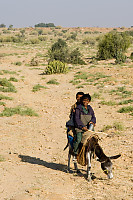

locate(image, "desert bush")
(30, 58), (39, 66)
(130, 52), (133, 60)
(67, 33), (77, 40)
(30, 38), (39, 44)
(38, 36), (47, 41)
(82, 37), (95, 46)
(45, 60), (68, 74)
(48, 39), (69, 62)
(0, 24), (6, 28)
(115, 50), (127, 64)
(97, 31), (131, 61)
(68, 48), (86, 65)
(48, 38), (86, 65)
(0, 36), (23, 43)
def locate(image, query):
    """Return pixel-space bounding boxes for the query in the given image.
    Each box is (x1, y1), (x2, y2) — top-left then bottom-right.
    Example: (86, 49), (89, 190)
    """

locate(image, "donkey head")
(99, 154), (121, 179)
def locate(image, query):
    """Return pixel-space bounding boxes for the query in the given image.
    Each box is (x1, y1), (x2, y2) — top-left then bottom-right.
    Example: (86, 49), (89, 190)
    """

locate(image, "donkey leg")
(87, 151), (91, 181)
(67, 152), (71, 172)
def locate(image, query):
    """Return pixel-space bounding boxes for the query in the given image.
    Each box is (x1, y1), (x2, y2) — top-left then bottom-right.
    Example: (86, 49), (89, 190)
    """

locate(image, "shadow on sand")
(18, 154), (96, 180)
(18, 154), (68, 172)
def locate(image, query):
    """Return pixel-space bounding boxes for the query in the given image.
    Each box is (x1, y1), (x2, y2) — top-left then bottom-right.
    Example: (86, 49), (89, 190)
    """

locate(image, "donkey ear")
(110, 154), (121, 159)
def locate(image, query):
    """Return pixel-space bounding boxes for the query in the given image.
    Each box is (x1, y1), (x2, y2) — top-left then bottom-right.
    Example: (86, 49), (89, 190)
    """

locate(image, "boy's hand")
(82, 127), (88, 131)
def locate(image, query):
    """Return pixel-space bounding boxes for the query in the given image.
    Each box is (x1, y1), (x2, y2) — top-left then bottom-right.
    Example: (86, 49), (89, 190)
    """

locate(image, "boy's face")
(76, 94), (83, 103)
(82, 98), (90, 107)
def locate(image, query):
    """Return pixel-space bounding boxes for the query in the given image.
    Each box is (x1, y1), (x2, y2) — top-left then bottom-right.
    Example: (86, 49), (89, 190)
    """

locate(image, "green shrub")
(68, 48), (86, 65)
(45, 60), (68, 74)
(97, 31), (131, 61)
(48, 39), (69, 62)
(38, 36), (46, 41)
(115, 50), (126, 64)
(48, 39), (85, 65)
(130, 52), (133, 60)
(67, 33), (77, 40)
(30, 38), (39, 44)
(30, 57), (39, 66)
(82, 37), (95, 46)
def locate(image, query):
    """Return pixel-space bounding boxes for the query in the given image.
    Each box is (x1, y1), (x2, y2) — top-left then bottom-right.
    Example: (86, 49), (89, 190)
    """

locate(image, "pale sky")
(0, 0), (133, 28)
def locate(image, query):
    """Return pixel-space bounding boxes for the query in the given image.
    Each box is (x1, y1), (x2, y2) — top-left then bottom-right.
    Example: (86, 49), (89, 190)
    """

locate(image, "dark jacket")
(74, 104), (96, 132)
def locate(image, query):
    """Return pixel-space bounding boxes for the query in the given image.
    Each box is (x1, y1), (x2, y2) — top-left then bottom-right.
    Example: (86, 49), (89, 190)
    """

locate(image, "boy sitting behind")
(73, 93), (96, 158)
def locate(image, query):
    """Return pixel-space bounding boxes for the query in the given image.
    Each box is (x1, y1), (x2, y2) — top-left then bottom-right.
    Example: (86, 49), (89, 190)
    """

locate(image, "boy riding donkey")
(65, 93), (96, 162)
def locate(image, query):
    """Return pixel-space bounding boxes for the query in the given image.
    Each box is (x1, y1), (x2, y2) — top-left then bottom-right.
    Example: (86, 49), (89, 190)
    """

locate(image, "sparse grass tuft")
(0, 94), (13, 100)
(74, 71), (88, 80)
(46, 79), (59, 85)
(2, 70), (17, 75)
(92, 92), (101, 100)
(118, 99), (133, 105)
(8, 77), (18, 82)
(32, 84), (48, 92)
(118, 106), (133, 114)
(113, 122), (124, 131)
(0, 155), (5, 162)
(0, 102), (5, 106)
(69, 80), (81, 85)
(100, 100), (116, 106)
(76, 85), (84, 89)
(0, 78), (17, 93)
(102, 122), (124, 132)
(0, 106), (38, 117)
(14, 61), (22, 66)
(110, 87), (132, 98)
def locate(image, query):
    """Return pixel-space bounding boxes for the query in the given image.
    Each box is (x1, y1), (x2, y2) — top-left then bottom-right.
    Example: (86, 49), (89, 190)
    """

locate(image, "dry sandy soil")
(0, 28), (133, 200)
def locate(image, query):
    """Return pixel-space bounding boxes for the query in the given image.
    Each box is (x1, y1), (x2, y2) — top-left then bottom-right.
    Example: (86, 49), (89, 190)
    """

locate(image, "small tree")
(48, 39), (69, 62)
(0, 24), (6, 28)
(48, 39), (86, 65)
(68, 48), (86, 65)
(97, 31), (131, 61)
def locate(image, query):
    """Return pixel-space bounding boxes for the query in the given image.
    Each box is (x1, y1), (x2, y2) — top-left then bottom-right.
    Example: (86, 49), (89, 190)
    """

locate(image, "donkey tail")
(110, 154), (121, 159)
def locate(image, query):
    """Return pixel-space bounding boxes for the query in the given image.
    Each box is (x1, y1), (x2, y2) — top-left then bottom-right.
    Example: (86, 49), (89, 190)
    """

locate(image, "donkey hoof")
(87, 176), (92, 182)
(77, 169), (81, 174)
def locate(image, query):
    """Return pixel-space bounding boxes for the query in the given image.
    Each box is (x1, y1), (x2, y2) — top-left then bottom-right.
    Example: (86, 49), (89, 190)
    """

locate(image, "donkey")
(66, 135), (121, 181)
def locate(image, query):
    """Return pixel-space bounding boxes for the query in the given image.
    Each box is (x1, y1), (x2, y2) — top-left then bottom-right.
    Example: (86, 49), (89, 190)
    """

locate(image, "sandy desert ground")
(0, 27), (133, 200)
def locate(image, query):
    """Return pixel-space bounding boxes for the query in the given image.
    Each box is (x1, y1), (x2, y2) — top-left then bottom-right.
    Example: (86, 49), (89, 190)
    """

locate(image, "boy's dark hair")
(76, 92), (84, 98)
(81, 93), (91, 102)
